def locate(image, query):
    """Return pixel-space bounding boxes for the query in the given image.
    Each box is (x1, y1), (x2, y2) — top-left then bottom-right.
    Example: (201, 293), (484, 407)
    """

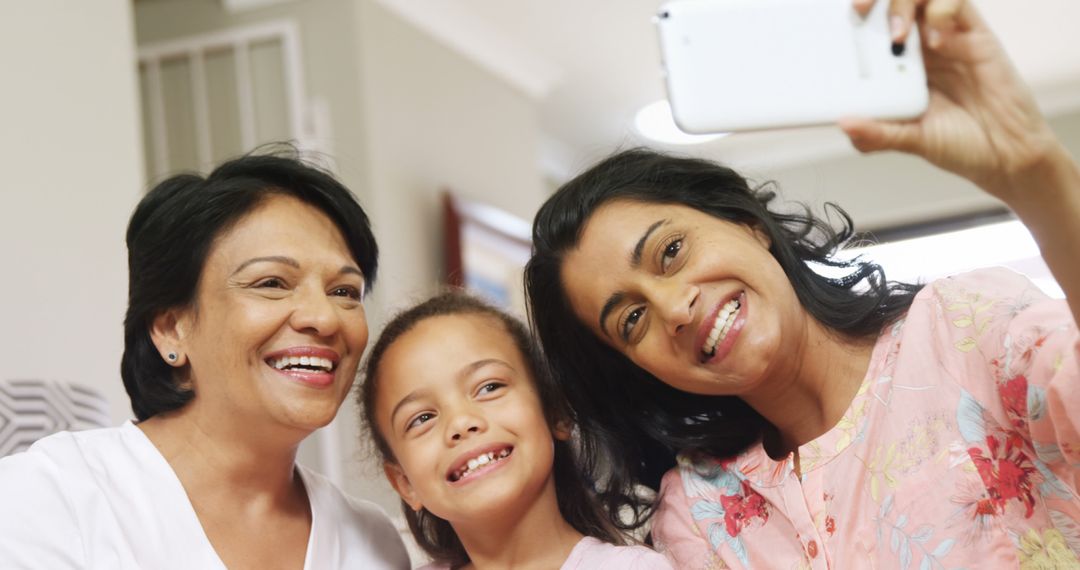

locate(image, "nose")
(649, 279), (699, 337)
(444, 404), (488, 445)
(289, 286), (341, 338)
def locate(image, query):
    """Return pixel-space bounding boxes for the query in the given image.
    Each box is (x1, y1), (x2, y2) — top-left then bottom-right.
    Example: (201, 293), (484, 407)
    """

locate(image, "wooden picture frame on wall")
(442, 191), (533, 317)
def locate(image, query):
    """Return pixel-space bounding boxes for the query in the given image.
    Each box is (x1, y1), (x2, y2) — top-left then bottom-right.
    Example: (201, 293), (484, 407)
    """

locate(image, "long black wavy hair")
(524, 148), (921, 529)
(359, 291), (624, 568)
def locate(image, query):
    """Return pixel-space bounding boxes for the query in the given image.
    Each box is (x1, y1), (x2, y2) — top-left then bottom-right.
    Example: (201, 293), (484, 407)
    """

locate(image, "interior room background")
(3, 0), (1079, 545)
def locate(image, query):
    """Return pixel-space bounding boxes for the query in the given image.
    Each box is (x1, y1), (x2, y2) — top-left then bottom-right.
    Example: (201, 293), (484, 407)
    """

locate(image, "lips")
(264, 346), (340, 388)
(446, 444), (514, 484)
(696, 291), (746, 364)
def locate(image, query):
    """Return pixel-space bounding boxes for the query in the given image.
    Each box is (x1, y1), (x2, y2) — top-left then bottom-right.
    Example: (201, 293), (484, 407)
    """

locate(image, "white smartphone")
(655, 0), (929, 133)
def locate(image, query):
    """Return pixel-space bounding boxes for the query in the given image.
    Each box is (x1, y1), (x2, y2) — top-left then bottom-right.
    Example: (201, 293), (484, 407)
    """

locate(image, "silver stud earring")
(166, 352), (178, 362)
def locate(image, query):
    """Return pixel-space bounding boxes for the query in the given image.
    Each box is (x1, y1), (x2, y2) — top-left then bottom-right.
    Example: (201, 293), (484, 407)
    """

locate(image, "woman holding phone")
(525, 0), (1080, 567)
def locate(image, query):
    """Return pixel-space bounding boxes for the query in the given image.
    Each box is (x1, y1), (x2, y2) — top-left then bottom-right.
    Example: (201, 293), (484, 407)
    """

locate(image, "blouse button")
(807, 540), (818, 558)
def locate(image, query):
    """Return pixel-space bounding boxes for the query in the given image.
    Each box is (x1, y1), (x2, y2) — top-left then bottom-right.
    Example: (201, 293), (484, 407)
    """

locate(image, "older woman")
(0, 153), (409, 569)
(526, 0), (1080, 568)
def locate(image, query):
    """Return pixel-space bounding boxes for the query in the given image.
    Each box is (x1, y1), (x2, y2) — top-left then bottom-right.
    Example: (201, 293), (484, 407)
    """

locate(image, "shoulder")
(0, 426), (134, 567)
(918, 267), (1048, 308)
(0, 432), (75, 504)
(903, 267), (1066, 354)
(300, 466), (410, 566)
(915, 267), (1070, 345)
(0, 424), (134, 490)
(564, 537), (672, 570)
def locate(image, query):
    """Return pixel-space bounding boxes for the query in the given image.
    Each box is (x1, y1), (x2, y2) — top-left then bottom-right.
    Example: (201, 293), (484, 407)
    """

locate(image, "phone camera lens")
(659, 10), (670, 19)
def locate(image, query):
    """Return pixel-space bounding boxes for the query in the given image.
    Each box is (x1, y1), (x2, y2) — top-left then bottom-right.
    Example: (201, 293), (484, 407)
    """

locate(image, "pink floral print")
(652, 269), (1080, 569)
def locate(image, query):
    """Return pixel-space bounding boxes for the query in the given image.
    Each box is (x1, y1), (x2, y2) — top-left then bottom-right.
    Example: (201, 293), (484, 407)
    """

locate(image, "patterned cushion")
(0, 379), (111, 457)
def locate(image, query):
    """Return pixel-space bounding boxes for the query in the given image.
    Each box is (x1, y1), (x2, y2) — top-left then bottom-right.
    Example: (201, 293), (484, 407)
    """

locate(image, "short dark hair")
(524, 148), (921, 529)
(359, 291), (623, 568)
(121, 149), (378, 421)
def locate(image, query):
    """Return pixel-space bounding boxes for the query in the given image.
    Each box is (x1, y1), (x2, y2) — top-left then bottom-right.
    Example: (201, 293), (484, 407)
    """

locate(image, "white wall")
(0, 0), (144, 425)
(356, 0), (547, 323)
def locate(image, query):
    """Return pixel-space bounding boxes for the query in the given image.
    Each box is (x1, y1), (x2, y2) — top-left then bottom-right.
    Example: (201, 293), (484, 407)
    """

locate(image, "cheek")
(345, 309), (370, 351)
(217, 302), (288, 352)
(629, 338), (680, 378)
(519, 407), (558, 453)
(400, 445), (442, 493)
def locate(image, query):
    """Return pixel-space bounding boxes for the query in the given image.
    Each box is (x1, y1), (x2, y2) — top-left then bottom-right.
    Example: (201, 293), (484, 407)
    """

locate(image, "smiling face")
(156, 194), (369, 434)
(560, 199), (811, 397)
(375, 313), (561, 524)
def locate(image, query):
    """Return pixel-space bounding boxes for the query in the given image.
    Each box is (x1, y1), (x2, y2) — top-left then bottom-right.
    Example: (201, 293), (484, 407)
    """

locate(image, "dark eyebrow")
(231, 256), (364, 280)
(632, 220), (668, 267)
(597, 219), (667, 338)
(339, 265), (364, 279)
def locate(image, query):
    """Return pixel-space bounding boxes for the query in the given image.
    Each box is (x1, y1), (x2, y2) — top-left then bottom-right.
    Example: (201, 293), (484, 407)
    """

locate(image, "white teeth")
(703, 298), (741, 355)
(453, 449), (512, 482)
(270, 356), (334, 372)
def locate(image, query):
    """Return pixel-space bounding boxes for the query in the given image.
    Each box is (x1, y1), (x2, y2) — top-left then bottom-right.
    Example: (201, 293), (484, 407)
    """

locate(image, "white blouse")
(0, 421), (410, 569)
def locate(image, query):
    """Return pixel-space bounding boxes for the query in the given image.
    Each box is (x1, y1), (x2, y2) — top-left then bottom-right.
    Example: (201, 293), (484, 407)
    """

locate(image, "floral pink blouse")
(652, 269), (1080, 569)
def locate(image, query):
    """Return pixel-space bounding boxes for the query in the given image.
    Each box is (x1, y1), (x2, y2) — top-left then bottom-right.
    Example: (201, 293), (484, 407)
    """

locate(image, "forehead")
(375, 313), (527, 398)
(207, 194), (352, 264)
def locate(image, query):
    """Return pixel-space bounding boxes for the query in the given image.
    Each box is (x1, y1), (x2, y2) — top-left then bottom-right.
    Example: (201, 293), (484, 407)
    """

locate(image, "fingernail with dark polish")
(891, 41), (905, 56)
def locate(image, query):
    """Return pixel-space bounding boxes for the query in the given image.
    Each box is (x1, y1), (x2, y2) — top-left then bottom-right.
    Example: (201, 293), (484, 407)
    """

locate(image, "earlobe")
(383, 462), (423, 512)
(552, 419), (574, 442)
(150, 308), (190, 367)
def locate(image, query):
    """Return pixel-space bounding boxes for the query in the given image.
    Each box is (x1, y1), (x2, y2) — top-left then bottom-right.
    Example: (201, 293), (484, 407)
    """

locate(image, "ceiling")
(376, 0), (1080, 178)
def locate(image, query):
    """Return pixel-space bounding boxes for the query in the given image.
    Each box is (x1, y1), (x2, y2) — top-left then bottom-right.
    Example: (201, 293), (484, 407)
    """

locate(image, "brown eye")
(661, 238), (682, 272)
(621, 306), (645, 342)
(406, 412), (435, 431)
(331, 285), (362, 300)
(255, 277), (287, 289)
(477, 381), (505, 396)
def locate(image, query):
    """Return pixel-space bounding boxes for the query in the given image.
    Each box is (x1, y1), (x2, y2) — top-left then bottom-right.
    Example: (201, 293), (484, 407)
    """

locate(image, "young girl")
(360, 292), (671, 569)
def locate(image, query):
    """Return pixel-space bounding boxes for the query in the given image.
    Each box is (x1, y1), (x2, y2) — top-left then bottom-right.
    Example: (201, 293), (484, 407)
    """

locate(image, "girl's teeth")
(455, 450), (511, 481)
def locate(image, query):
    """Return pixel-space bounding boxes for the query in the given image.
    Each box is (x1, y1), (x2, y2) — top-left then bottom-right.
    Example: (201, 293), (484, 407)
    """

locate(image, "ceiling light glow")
(634, 100), (727, 145)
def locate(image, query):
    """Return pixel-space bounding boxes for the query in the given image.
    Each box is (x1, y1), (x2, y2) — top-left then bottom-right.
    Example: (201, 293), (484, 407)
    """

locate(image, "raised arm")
(839, 0), (1080, 325)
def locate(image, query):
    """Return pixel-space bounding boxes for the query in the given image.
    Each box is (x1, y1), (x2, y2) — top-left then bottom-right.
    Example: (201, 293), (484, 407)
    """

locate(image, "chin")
(279, 405), (340, 432)
(443, 486), (530, 523)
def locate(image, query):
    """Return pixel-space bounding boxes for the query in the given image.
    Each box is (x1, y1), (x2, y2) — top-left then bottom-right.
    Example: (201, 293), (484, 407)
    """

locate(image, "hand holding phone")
(656, 0), (929, 133)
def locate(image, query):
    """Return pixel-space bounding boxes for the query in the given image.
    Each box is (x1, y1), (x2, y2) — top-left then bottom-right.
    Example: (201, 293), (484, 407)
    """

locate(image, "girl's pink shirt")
(651, 268), (1080, 568)
(416, 536), (672, 569)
